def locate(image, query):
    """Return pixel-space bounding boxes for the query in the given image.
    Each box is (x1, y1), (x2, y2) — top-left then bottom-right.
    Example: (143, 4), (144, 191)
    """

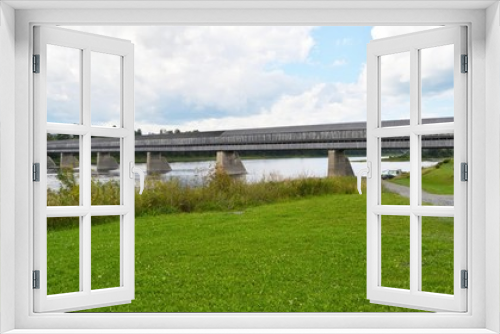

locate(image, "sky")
(48, 25), (453, 133)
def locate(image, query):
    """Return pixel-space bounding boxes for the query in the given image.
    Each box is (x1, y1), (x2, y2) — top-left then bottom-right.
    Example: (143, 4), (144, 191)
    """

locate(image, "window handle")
(356, 162), (372, 195)
(129, 162), (145, 195)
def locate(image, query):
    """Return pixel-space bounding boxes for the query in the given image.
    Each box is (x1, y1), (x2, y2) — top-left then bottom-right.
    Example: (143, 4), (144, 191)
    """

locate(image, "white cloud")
(46, 45), (81, 124)
(138, 64), (368, 132)
(136, 25), (454, 132)
(90, 52), (121, 126)
(335, 38), (352, 46)
(331, 59), (347, 67)
(66, 26), (315, 126)
(58, 25), (454, 133)
(372, 26), (454, 121)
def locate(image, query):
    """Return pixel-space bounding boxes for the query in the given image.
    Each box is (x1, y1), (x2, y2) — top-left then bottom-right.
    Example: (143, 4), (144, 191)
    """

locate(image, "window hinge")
(33, 54), (40, 73)
(33, 270), (40, 289)
(461, 270), (468, 289)
(461, 162), (468, 181)
(461, 54), (468, 73)
(33, 163), (40, 182)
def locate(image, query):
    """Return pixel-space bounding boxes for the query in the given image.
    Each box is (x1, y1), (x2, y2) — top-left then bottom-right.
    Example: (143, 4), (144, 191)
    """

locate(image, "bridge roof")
(142, 117), (452, 139)
(46, 117), (454, 153)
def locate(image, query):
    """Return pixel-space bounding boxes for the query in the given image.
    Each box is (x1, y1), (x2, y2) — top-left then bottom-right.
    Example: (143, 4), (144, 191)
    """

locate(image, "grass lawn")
(388, 159), (454, 195)
(47, 192), (453, 312)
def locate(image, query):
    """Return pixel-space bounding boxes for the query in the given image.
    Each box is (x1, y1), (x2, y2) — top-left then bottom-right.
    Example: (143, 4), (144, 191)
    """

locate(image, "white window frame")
(1, 2), (499, 333)
(33, 26), (136, 313)
(366, 26), (468, 312)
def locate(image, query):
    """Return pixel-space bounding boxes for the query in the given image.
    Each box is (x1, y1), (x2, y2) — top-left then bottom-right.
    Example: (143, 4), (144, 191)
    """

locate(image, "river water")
(48, 157), (439, 190)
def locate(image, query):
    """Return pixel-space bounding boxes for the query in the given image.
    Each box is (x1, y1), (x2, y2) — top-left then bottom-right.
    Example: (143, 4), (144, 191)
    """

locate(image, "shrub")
(47, 168), (359, 228)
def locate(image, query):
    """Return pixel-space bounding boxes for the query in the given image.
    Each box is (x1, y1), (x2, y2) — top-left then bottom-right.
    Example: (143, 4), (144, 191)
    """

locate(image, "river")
(47, 157), (439, 190)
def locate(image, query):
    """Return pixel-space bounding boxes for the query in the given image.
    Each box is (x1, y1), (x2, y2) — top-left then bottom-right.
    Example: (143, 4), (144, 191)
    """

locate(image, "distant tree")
(159, 128), (168, 134)
(174, 129), (181, 134)
(135, 128), (142, 136)
(47, 133), (75, 141)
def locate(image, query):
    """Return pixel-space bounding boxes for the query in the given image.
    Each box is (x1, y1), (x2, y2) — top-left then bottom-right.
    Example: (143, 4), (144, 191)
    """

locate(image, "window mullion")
(409, 47), (420, 294)
(82, 48), (91, 208)
(81, 48), (92, 294)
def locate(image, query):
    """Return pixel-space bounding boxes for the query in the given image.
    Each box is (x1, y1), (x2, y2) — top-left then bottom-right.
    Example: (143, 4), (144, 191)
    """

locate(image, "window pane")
(91, 216), (121, 290)
(381, 215), (410, 290)
(380, 52), (410, 127)
(381, 136), (410, 206)
(91, 52), (121, 127)
(421, 216), (454, 294)
(47, 217), (80, 295)
(47, 44), (81, 125)
(47, 133), (80, 206)
(421, 134), (454, 206)
(421, 45), (454, 124)
(91, 137), (121, 206)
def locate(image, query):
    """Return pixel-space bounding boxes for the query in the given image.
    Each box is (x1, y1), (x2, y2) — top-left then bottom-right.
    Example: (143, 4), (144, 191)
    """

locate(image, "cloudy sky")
(49, 25), (453, 133)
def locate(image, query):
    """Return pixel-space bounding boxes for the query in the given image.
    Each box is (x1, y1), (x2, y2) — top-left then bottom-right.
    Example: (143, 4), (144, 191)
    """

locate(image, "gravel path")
(382, 181), (454, 206)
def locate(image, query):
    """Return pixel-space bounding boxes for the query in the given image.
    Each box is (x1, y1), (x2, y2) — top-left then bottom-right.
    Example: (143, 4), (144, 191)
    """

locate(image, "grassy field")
(388, 159), (454, 195)
(47, 192), (454, 313)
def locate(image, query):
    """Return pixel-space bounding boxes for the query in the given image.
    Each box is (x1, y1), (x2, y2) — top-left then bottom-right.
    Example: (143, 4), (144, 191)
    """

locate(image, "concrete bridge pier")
(327, 150), (354, 177)
(47, 156), (58, 171)
(147, 152), (172, 174)
(97, 152), (119, 172)
(216, 151), (247, 176)
(60, 153), (79, 169)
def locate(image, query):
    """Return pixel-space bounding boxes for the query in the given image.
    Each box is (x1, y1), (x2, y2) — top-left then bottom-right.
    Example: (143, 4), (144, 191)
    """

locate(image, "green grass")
(388, 159), (454, 195)
(382, 156), (410, 162)
(46, 192), (453, 312)
(381, 185), (410, 206)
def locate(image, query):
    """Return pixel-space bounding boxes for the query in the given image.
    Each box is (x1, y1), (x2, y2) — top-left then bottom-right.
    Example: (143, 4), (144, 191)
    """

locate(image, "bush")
(47, 168), (359, 228)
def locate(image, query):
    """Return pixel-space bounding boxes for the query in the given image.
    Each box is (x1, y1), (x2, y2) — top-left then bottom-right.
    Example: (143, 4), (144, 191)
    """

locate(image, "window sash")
(366, 26), (468, 312)
(32, 25), (135, 313)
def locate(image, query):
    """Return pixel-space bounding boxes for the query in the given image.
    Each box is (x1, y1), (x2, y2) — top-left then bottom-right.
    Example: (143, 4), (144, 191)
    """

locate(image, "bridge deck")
(47, 118), (454, 153)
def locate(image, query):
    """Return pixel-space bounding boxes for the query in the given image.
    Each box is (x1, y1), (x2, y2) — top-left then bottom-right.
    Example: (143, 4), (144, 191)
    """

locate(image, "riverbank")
(48, 156), (439, 193)
(387, 159), (454, 195)
(43, 193), (455, 312)
(382, 181), (453, 206)
(48, 172), (360, 227)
